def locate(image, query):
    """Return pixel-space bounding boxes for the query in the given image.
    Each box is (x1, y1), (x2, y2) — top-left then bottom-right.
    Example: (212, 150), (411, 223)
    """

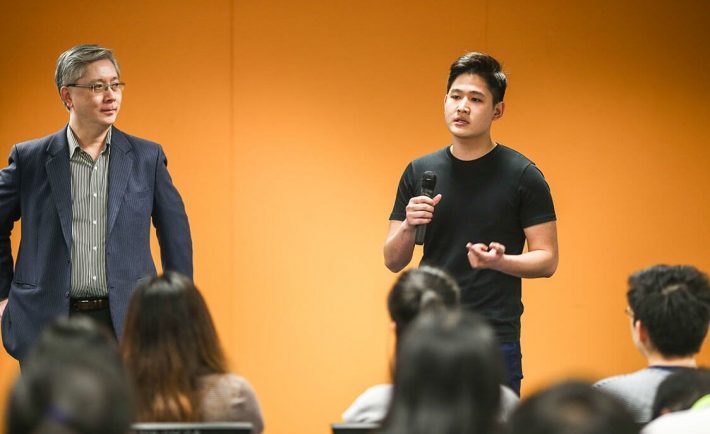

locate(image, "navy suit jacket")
(0, 126), (192, 360)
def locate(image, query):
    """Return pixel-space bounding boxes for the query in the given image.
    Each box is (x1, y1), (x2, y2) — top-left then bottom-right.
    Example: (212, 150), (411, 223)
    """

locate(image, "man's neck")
(646, 352), (697, 368)
(450, 135), (496, 161)
(69, 118), (110, 157)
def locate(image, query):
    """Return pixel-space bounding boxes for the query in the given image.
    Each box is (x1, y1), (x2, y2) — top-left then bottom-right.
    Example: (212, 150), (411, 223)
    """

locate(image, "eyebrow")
(85, 76), (120, 82)
(449, 88), (487, 97)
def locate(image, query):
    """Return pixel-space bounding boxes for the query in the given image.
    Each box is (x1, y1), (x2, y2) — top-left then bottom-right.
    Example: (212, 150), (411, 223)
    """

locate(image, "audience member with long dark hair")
(379, 311), (505, 434)
(121, 272), (263, 433)
(343, 266), (518, 424)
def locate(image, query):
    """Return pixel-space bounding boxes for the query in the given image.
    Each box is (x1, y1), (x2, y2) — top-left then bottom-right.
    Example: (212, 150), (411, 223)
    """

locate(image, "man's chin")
(99, 116), (118, 127)
(450, 130), (481, 140)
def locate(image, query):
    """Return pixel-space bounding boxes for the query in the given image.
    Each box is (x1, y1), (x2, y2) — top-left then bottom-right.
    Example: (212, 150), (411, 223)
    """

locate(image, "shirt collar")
(66, 126), (112, 157)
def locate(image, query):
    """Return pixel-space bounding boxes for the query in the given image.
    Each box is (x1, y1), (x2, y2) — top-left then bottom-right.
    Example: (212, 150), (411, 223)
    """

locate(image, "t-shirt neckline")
(446, 143), (501, 165)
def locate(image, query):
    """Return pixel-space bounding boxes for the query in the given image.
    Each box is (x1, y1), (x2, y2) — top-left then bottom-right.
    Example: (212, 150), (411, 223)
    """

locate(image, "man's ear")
(60, 87), (73, 110)
(493, 101), (505, 120)
(635, 320), (650, 344)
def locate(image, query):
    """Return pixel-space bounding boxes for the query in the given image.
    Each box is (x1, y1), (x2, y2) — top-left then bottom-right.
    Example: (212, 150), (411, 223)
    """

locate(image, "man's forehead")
(449, 74), (491, 95)
(81, 60), (118, 79)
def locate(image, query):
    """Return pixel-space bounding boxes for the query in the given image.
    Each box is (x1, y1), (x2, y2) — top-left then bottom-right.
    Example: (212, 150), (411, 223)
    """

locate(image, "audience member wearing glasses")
(594, 265), (710, 424)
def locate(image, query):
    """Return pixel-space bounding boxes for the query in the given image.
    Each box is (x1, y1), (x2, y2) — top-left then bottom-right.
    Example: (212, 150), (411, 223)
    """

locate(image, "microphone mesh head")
(421, 171), (437, 197)
(421, 171), (437, 190)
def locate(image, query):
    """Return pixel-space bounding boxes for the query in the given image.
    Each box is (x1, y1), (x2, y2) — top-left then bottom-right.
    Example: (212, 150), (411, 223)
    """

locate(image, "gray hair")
(55, 44), (120, 92)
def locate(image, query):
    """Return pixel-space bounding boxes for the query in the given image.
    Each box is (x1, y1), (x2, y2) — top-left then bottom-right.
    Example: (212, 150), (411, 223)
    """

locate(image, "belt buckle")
(71, 297), (108, 311)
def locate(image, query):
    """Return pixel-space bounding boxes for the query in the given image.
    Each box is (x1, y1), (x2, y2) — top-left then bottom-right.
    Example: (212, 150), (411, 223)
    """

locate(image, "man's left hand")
(467, 242), (506, 270)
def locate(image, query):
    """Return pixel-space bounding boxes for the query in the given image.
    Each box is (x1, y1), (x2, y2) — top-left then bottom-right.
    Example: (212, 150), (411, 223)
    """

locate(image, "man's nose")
(457, 100), (470, 113)
(103, 88), (116, 100)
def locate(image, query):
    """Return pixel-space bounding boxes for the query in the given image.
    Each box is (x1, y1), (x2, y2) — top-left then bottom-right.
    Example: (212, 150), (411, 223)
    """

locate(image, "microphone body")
(415, 171), (437, 245)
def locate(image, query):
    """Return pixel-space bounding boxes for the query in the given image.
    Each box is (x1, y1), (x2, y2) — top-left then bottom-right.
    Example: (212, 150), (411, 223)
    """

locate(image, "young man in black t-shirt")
(384, 52), (558, 395)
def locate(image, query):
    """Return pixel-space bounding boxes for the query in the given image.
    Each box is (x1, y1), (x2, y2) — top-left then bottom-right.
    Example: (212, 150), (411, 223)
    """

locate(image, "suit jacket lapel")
(45, 128), (73, 251)
(106, 128), (133, 238)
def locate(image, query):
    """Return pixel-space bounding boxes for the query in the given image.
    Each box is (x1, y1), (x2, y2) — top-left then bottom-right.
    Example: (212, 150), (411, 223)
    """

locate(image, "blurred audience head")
(388, 265), (460, 342)
(626, 265), (710, 358)
(509, 381), (639, 434)
(121, 271), (227, 421)
(7, 316), (132, 434)
(652, 368), (710, 419)
(381, 311), (503, 434)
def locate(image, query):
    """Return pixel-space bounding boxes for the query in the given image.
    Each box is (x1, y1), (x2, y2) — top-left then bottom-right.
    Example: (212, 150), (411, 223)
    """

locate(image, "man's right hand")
(404, 194), (442, 230)
(384, 193), (442, 272)
(0, 298), (7, 319)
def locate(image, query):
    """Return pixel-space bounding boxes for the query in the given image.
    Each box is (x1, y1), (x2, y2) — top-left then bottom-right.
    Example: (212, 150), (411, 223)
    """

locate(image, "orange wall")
(1, 1), (709, 434)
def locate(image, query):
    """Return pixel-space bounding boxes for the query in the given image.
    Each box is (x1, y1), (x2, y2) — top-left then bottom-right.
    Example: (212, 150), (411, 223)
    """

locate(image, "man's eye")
(91, 83), (105, 92)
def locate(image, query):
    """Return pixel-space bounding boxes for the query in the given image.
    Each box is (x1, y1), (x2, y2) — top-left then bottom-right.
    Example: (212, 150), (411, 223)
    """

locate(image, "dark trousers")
(18, 301), (117, 369)
(69, 303), (116, 339)
(500, 341), (523, 396)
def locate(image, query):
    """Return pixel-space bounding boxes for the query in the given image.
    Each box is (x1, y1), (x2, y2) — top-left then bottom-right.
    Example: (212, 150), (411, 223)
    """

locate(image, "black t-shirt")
(390, 144), (556, 342)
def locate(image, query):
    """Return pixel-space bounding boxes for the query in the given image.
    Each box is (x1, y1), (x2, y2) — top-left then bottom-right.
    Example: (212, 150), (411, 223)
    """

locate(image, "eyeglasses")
(65, 82), (126, 94)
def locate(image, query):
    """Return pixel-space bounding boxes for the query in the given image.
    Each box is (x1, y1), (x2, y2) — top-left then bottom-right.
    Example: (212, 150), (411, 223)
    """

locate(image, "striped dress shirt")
(67, 127), (111, 298)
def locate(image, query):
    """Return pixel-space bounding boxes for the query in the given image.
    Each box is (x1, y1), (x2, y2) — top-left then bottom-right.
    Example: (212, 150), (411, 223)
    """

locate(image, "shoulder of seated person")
(200, 373), (251, 390)
(594, 368), (655, 387)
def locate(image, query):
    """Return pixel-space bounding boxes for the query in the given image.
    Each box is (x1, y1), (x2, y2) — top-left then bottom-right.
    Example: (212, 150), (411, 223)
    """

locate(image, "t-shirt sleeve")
(389, 162), (416, 221)
(518, 164), (556, 228)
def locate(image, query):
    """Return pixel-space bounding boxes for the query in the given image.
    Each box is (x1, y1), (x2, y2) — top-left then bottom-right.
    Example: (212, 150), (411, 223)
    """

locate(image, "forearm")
(492, 249), (558, 278)
(383, 221), (416, 272)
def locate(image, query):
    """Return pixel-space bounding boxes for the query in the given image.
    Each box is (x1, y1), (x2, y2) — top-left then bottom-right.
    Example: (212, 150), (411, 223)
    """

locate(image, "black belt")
(70, 297), (109, 311)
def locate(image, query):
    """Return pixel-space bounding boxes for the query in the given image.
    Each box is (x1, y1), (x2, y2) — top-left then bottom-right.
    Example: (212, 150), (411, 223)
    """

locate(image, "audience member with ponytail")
(379, 311), (506, 434)
(121, 272), (264, 433)
(343, 266), (518, 423)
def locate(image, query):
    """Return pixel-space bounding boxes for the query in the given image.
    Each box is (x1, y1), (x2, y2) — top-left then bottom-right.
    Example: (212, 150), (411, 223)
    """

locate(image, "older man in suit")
(0, 44), (192, 361)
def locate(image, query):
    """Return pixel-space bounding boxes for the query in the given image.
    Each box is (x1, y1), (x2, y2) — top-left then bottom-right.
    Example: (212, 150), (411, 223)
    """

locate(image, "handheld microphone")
(415, 171), (437, 245)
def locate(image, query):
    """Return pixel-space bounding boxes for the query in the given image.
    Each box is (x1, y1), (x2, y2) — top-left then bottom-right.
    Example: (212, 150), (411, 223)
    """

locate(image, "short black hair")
(652, 368), (710, 419)
(627, 265), (710, 357)
(447, 52), (507, 104)
(509, 381), (639, 434)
